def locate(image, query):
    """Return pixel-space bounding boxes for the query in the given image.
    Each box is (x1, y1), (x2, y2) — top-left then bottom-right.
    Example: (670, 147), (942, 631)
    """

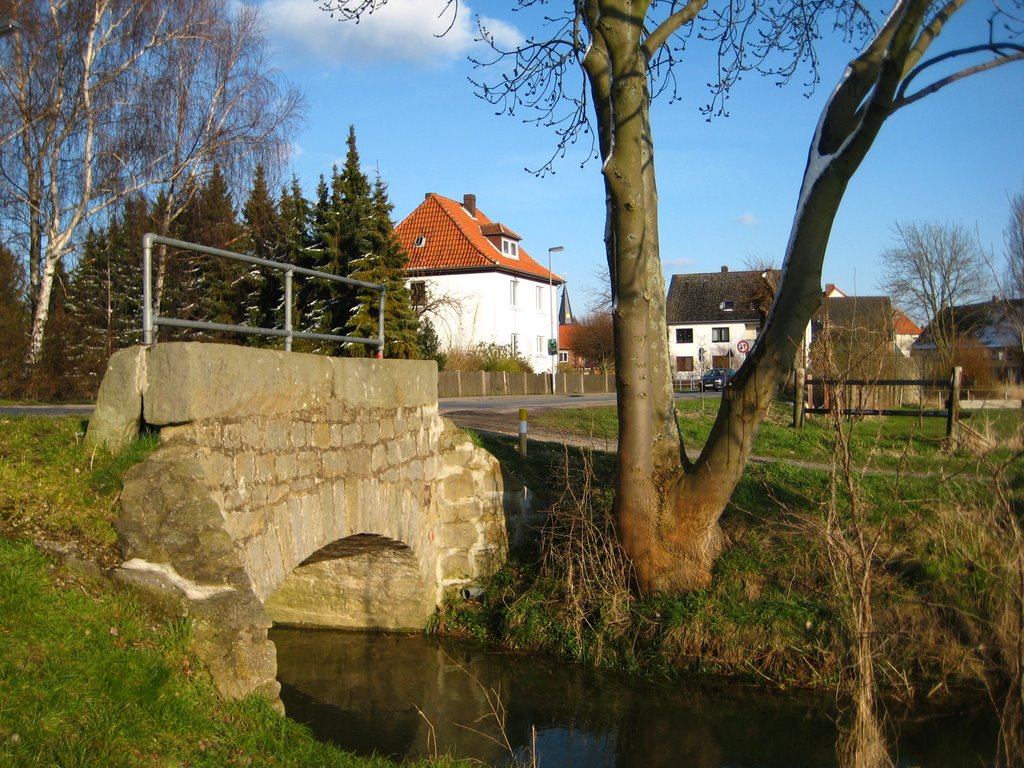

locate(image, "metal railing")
(142, 233), (385, 353)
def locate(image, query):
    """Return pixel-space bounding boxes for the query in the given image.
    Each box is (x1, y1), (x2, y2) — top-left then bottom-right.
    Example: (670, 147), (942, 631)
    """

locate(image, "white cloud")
(255, 0), (522, 69)
(736, 212), (760, 226)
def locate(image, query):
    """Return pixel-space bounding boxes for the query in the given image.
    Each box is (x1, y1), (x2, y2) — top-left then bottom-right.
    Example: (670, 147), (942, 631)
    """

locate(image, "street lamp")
(547, 245), (564, 395)
(0, 19), (21, 36)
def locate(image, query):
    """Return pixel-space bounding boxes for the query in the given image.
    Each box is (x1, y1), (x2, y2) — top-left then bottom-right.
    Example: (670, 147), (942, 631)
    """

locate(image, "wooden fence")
(796, 368), (981, 443)
(437, 371), (615, 399)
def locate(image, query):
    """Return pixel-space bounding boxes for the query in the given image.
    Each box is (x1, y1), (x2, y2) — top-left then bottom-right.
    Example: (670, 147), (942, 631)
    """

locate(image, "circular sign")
(736, 339), (751, 353)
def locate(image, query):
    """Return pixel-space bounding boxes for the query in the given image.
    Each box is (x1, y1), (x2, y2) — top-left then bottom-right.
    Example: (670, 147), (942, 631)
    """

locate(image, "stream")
(271, 627), (998, 767)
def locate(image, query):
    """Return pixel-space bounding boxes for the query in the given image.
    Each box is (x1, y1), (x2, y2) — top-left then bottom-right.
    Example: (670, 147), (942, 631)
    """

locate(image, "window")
(720, 300), (735, 311)
(510, 334), (520, 355)
(413, 235), (427, 248)
(502, 239), (519, 258)
(536, 336), (545, 354)
(510, 280), (519, 306)
(558, 351), (569, 363)
(410, 281), (426, 309)
(676, 356), (694, 372)
(712, 327), (729, 343)
(675, 328), (693, 344)
(536, 286), (544, 310)
(712, 355), (731, 368)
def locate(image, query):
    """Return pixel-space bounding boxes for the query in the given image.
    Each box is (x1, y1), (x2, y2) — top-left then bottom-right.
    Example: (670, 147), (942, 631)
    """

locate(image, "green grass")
(0, 538), (465, 768)
(533, 396), (1023, 477)
(439, 400), (1022, 690)
(0, 417), (469, 768)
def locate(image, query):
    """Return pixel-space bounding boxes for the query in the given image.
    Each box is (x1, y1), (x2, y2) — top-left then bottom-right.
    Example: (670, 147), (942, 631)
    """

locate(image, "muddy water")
(270, 627), (997, 767)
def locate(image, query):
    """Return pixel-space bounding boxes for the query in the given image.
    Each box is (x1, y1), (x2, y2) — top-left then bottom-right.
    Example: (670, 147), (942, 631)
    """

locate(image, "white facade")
(667, 320), (760, 383)
(411, 271), (557, 372)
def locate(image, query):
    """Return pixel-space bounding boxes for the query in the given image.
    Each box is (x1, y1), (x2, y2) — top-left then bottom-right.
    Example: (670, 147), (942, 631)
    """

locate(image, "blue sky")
(250, 0), (1023, 313)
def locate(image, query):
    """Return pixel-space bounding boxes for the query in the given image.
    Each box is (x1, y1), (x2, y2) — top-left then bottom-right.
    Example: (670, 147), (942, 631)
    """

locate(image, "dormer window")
(720, 300), (735, 311)
(413, 235), (427, 248)
(501, 238), (518, 258)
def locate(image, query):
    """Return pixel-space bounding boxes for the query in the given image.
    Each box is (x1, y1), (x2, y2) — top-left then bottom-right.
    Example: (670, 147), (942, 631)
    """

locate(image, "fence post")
(518, 408), (528, 457)
(946, 366), (962, 447)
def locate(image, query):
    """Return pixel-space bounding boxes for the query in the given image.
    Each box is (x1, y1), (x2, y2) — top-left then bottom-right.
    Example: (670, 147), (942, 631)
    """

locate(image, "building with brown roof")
(394, 193), (564, 371)
(665, 267), (779, 382)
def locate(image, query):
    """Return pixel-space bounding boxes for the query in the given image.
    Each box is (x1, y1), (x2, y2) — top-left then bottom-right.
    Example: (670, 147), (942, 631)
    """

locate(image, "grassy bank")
(1, 406), (1020, 761)
(438, 400), (1023, 699)
(0, 416), (466, 768)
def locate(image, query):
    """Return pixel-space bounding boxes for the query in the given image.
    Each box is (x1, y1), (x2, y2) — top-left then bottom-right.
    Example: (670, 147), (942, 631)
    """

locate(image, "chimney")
(721, 265), (729, 273)
(463, 194), (476, 217)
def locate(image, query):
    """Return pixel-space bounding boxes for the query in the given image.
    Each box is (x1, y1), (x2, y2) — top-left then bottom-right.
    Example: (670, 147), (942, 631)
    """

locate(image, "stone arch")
(91, 343), (535, 705)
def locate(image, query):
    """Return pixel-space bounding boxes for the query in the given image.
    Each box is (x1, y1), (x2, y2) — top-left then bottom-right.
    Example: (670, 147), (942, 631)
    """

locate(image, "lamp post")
(547, 245), (564, 395)
(0, 19), (21, 36)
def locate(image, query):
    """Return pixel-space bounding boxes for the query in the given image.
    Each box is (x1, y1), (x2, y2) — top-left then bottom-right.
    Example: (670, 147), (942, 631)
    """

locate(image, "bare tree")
(878, 221), (991, 373)
(321, 0), (1024, 594)
(571, 311), (615, 373)
(0, 0), (303, 365)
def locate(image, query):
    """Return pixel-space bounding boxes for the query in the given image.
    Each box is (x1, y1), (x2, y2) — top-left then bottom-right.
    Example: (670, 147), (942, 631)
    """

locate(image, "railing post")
(142, 233), (155, 345)
(284, 269), (293, 352)
(377, 286), (386, 358)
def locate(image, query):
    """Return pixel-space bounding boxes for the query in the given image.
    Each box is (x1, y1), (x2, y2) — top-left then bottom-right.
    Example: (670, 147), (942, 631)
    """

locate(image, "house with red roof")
(394, 193), (564, 372)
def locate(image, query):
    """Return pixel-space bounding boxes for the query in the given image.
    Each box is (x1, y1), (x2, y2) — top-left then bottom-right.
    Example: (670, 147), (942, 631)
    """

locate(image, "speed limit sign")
(736, 339), (750, 353)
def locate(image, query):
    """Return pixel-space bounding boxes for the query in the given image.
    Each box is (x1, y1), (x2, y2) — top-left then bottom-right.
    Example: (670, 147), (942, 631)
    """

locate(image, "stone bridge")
(86, 343), (533, 704)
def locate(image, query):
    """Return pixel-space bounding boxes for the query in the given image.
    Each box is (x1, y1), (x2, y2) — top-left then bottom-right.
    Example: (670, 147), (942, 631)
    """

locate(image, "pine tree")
(300, 127), (376, 354)
(277, 176), (315, 348)
(345, 173), (420, 358)
(173, 167), (245, 337)
(298, 173), (336, 350)
(239, 165), (284, 345)
(0, 243), (29, 397)
(64, 199), (146, 396)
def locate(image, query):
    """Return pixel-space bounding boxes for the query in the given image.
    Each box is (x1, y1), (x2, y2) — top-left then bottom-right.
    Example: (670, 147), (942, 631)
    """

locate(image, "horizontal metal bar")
(156, 317), (292, 337)
(145, 233), (383, 291)
(290, 330), (382, 347)
(157, 317), (380, 347)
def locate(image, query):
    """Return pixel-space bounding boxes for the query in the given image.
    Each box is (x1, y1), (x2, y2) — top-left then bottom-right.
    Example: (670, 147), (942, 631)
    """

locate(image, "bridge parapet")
(88, 343), (529, 706)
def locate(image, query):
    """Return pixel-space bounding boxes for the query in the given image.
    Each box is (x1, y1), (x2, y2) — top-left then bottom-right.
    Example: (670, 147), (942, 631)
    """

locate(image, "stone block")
(85, 346), (146, 454)
(143, 343), (335, 424)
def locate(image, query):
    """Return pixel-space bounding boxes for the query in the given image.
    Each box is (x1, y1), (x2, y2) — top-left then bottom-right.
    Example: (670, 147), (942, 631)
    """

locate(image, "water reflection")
(271, 627), (996, 767)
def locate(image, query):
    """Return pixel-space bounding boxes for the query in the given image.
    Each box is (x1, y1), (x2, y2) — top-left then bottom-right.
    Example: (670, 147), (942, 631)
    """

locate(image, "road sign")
(736, 339), (750, 353)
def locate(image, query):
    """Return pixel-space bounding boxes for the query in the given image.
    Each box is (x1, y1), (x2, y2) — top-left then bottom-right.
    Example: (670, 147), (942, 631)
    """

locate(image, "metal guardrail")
(142, 233), (385, 353)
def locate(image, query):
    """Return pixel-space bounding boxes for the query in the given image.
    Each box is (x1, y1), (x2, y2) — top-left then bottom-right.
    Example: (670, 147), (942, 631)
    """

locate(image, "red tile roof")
(395, 193), (563, 284)
(893, 309), (922, 336)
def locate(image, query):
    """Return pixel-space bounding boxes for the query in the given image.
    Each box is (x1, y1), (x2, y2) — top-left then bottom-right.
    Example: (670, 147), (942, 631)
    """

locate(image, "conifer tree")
(239, 165), (284, 344)
(277, 176), (315, 347)
(299, 173), (337, 350)
(346, 174), (419, 358)
(0, 244), (29, 397)
(64, 198), (146, 395)
(173, 167), (244, 336)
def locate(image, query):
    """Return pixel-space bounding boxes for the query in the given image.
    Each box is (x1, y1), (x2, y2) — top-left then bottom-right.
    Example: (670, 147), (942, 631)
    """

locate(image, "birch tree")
(0, 0), (302, 366)
(323, 0), (1024, 594)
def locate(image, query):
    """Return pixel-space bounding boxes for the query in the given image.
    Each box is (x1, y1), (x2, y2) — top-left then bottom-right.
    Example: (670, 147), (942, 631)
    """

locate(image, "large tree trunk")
(583, 0), (924, 594)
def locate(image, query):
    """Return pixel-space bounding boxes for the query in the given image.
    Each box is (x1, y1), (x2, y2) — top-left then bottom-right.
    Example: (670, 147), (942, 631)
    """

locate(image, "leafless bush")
(803, 338), (896, 768)
(932, 447), (1024, 767)
(538, 449), (635, 662)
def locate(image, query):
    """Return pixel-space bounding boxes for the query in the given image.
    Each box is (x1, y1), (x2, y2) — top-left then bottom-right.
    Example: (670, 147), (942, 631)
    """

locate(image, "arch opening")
(264, 533), (435, 631)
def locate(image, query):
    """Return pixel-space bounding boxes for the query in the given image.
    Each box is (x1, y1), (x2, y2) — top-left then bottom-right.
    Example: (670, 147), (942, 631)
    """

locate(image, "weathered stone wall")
(88, 343), (531, 705)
